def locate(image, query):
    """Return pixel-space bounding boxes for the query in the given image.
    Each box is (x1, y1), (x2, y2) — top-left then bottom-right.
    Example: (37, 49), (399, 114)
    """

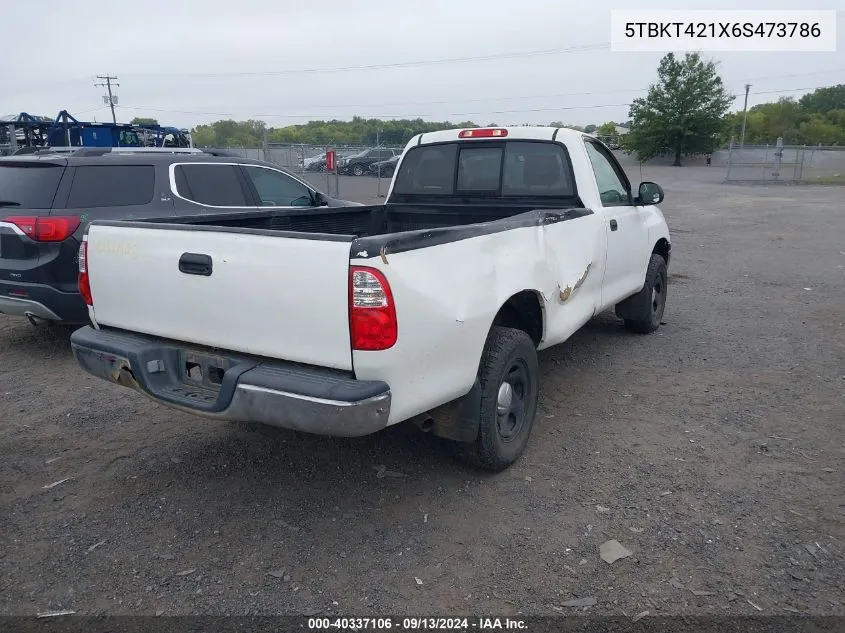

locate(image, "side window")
(242, 166), (313, 207)
(67, 165), (155, 208)
(584, 142), (630, 206)
(174, 164), (249, 206)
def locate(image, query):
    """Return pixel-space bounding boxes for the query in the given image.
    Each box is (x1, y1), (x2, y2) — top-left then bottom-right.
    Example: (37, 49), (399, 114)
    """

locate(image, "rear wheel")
(352, 165), (364, 176)
(457, 326), (539, 472)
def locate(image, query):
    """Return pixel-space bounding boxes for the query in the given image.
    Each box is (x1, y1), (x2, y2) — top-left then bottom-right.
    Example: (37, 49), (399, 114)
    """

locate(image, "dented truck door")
(539, 211), (606, 347)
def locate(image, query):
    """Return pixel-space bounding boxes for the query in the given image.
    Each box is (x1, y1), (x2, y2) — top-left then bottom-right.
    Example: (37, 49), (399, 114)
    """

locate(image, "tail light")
(458, 128), (508, 138)
(78, 240), (93, 306)
(5, 215), (81, 242)
(349, 266), (397, 351)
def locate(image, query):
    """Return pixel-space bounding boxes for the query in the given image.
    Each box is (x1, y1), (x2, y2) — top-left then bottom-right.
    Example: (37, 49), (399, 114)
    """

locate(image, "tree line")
(184, 118), (631, 149)
(720, 86), (845, 147)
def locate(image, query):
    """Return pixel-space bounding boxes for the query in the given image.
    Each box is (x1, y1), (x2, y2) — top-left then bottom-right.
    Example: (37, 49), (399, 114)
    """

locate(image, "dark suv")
(0, 147), (359, 326)
(337, 148), (399, 176)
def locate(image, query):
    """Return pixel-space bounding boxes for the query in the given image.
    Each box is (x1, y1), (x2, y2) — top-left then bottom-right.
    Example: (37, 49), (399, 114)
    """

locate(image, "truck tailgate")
(85, 222), (354, 370)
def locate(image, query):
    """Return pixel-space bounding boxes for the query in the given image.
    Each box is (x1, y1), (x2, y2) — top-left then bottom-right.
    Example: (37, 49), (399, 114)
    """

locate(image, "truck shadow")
(105, 314), (629, 496)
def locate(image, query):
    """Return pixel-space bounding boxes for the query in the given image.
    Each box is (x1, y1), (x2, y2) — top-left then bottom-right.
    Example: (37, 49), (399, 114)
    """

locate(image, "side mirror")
(637, 182), (664, 206)
(313, 191), (329, 206)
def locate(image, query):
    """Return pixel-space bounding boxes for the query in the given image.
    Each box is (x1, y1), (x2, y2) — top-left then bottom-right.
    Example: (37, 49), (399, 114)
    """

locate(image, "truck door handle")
(610, 219), (618, 231)
(179, 253), (213, 276)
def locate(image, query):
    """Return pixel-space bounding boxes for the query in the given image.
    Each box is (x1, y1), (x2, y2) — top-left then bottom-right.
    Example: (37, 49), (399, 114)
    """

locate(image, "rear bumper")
(70, 326), (391, 437)
(0, 282), (89, 323)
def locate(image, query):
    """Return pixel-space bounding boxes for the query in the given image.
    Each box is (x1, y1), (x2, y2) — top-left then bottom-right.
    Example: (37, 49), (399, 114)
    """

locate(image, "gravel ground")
(1, 166), (843, 618)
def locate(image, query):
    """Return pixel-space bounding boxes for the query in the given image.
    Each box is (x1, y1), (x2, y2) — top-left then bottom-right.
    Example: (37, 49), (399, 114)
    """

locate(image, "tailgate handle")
(178, 253), (213, 277)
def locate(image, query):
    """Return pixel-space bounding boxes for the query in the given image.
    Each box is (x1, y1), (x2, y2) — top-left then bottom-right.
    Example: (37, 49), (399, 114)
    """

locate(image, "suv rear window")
(0, 162), (64, 209)
(393, 141), (575, 197)
(66, 165), (155, 208)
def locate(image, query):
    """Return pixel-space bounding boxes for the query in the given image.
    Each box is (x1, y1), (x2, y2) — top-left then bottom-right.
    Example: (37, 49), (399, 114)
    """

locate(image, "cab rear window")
(0, 162), (64, 209)
(393, 141), (576, 197)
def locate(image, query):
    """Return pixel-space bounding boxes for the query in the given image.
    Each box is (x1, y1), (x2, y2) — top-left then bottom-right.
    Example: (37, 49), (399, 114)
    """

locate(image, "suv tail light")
(5, 215), (81, 242)
(349, 266), (397, 351)
(78, 240), (93, 306)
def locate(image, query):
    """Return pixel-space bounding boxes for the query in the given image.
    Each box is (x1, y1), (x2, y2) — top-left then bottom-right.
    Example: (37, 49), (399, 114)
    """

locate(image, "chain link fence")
(208, 143), (403, 175)
(724, 140), (845, 184)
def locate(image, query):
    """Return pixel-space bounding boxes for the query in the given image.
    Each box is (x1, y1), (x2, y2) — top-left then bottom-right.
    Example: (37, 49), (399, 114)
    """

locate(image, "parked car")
(302, 152), (328, 172)
(0, 147), (359, 326)
(368, 154), (400, 177)
(337, 148), (399, 176)
(303, 150), (363, 172)
(70, 127), (671, 471)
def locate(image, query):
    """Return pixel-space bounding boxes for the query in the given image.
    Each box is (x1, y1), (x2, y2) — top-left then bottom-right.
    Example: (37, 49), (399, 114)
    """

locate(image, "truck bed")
(136, 202), (589, 240)
(82, 200), (592, 371)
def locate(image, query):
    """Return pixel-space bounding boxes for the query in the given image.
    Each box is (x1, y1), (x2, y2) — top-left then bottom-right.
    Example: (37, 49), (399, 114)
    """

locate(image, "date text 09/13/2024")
(307, 617), (527, 630)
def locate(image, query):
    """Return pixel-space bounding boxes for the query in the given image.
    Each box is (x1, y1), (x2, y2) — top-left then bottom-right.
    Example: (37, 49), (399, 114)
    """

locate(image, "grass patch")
(805, 175), (845, 185)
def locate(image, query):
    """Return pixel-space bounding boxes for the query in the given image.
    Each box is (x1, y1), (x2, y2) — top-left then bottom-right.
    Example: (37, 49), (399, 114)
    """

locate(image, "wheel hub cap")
(497, 382), (513, 415)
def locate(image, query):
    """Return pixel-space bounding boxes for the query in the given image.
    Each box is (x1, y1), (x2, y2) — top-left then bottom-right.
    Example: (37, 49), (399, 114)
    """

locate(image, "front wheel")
(352, 165), (364, 176)
(457, 326), (539, 472)
(617, 253), (668, 334)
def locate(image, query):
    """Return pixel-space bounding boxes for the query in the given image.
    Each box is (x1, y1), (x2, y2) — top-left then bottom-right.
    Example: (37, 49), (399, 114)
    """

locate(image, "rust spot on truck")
(379, 245), (389, 265)
(558, 263), (592, 303)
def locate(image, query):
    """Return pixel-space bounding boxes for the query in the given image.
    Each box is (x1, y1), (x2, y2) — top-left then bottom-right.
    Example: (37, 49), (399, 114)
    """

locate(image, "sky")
(3, 0), (843, 130)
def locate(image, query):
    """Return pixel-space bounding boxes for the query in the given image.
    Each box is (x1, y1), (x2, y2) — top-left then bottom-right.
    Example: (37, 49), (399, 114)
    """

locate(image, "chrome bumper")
(70, 326), (391, 437)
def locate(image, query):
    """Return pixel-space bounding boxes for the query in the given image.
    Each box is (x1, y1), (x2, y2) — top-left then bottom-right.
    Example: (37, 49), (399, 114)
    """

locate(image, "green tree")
(597, 122), (617, 136)
(584, 124), (597, 134)
(799, 84), (845, 115)
(130, 117), (159, 126)
(797, 115), (845, 145)
(627, 52), (733, 165)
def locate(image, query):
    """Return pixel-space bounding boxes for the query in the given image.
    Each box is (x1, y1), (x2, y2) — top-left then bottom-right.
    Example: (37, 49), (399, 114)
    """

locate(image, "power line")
(114, 70), (839, 113)
(121, 43), (610, 78)
(116, 81), (833, 122)
(751, 85), (837, 96)
(116, 101), (632, 120)
(734, 67), (845, 83)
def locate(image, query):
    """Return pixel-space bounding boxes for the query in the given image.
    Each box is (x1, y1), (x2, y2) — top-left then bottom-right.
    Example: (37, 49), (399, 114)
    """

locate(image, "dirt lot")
(1, 167), (843, 618)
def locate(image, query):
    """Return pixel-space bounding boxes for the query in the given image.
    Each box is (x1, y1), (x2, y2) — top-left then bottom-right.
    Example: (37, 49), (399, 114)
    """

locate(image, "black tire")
(457, 326), (540, 472)
(618, 253), (667, 334)
(352, 164), (364, 176)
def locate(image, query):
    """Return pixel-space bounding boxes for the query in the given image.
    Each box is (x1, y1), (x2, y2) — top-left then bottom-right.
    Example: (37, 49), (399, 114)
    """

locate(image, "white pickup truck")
(70, 127), (671, 471)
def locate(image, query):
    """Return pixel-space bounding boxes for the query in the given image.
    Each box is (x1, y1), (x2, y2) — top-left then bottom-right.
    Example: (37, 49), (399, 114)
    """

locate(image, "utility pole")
(376, 127), (384, 198)
(95, 75), (120, 124)
(739, 83), (751, 148)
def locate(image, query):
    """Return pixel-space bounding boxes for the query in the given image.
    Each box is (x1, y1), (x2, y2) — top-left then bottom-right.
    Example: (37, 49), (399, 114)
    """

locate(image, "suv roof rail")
(15, 146), (81, 155)
(99, 147), (204, 155)
(42, 147), (205, 157)
(200, 149), (243, 157)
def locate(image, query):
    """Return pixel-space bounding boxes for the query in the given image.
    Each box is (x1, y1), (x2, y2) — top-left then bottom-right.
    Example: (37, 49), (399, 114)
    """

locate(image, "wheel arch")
(652, 237), (671, 267)
(420, 289), (545, 445)
(489, 289), (546, 348)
